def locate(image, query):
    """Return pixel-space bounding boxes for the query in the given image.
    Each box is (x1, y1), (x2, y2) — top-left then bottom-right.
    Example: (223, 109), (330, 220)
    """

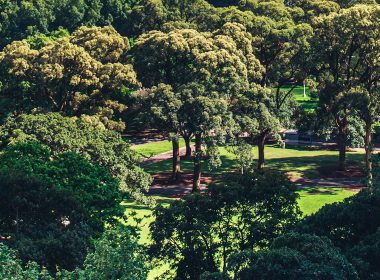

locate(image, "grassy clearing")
(124, 187), (358, 279)
(296, 187), (357, 216)
(282, 85), (318, 111)
(144, 145), (364, 179)
(131, 138), (186, 157)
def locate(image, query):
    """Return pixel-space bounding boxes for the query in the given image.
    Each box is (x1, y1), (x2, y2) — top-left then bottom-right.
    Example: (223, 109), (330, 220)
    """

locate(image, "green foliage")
(0, 141), (124, 271)
(150, 170), (300, 279)
(347, 228), (380, 280)
(0, 243), (52, 280)
(0, 26), (138, 130)
(238, 233), (358, 280)
(60, 226), (149, 280)
(0, 113), (151, 201)
(27, 28), (70, 49)
(0, 0), (139, 48)
(297, 189), (380, 250)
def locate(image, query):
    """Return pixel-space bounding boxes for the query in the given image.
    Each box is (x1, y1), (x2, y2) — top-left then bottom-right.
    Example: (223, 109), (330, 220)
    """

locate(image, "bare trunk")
(365, 121), (373, 185)
(337, 123), (347, 171)
(192, 133), (202, 192)
(184, 134), (192, 157)
(258, 133), (266, 170)
(172, 138), (181, 181)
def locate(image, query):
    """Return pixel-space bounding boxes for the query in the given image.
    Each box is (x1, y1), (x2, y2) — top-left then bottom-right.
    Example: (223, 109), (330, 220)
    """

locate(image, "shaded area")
(148, 172), (211, 197)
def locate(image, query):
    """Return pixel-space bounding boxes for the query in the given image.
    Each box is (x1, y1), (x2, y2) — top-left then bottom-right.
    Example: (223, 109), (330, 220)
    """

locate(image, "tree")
(0, 113), (151, 201)
(133, 23), (263, 190)
(231, 85), (281, 170)
(348, 227), (380, 280)
(127, 0), (220, 37)
(0, 26), (139, 130)
(70, 26), (131, 63)
(0, 0), (139, 49)
(238, 233), (358, 280)
(297, 189), (380, 250)
(150, 170), (300, 279)
(60, 226), (149, 280)
(313, 4), (380, 171)
(218, 1), (312, 169)
(147, 84), (183, 180)
(0, 141), (124, 271)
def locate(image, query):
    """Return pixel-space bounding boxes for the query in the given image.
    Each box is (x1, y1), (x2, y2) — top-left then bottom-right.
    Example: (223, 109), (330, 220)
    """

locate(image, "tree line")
(1, 0), (379, 190)
(0, 0), (379, 279)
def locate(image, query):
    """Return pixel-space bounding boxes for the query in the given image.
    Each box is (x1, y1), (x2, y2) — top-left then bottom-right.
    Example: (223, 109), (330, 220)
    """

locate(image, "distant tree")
(0, 141), (124, 271)
(0, 0), (139, 49)
(127, 0), (220, 36)
(70, 26), (131, 63)
(0, 113), (151, 201)
(150, 170), (300, 279)
(218, 1), (312, 169)
(147, 84), (183, 180)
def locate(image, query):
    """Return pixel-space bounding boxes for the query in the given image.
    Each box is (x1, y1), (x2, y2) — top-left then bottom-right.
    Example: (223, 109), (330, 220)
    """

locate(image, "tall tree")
(133, 23), (263, 190)
(148, 84), (183, 180)
(218, 0), (312, 169)
(231, 85), (281, 170)
(0, 26), (138, 130)
(313, 4), (380, 171)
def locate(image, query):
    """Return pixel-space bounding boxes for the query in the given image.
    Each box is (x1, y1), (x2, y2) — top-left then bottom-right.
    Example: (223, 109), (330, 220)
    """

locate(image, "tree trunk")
(172, 137), (181, 181)
(192, 133), (202, 192)
(337, 121), (348, 171)
(184, 134), (192, 157)
(365, 121), (373, 185)
(258, 133), (266, 170)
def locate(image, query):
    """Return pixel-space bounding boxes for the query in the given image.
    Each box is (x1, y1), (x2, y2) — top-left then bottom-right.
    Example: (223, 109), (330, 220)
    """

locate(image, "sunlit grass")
(131, 139), (186, 157)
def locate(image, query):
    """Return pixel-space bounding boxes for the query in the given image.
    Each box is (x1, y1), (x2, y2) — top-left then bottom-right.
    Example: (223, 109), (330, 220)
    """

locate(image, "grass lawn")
(131, 138), (186, 157)
(123, 186), (358, 279)
(296, 187), (357, 216)
(281, 85), (318, 111)
(144, 145), (364, 179)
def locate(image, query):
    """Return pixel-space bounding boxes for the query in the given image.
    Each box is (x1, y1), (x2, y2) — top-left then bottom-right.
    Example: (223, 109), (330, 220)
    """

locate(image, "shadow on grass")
(143, 148), (364, 180)
(300, 187), (338, 195)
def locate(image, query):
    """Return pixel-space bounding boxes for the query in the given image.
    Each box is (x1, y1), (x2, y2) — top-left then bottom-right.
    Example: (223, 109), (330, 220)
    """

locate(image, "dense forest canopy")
(0, 0), (379, 279)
